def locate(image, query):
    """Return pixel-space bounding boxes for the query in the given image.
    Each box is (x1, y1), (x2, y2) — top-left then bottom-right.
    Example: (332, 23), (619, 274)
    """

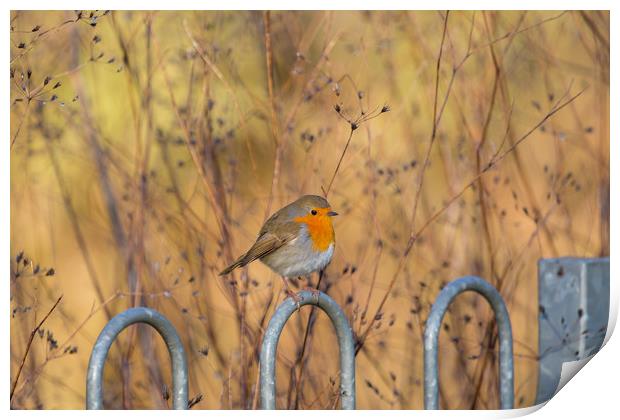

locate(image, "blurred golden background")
(10, 10), (609, 409)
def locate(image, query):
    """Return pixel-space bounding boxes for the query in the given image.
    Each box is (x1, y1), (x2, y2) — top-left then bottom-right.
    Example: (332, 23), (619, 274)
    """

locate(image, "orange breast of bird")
(294, 210), (335, 252)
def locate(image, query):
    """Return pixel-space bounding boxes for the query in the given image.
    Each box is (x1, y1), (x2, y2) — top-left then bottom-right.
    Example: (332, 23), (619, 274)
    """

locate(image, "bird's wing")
(242, 232), (289, 262)
(219, 225), (297, 275)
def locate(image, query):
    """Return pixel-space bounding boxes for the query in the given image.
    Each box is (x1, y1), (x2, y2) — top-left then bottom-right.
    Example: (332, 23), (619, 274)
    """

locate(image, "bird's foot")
(301, 286), (321, 298)
(284, 288), (303, 310)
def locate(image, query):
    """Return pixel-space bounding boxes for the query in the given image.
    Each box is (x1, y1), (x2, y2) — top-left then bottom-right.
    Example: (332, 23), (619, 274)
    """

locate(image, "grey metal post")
(424, 276), (514, 409)
(535, 258), (609, 404)
(260, 290), (356, 409)
(86, 307), (189, 409)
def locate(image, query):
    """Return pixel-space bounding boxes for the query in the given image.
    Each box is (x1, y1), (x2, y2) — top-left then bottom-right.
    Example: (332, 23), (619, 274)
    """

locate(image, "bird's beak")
(327, 211), (339, 217)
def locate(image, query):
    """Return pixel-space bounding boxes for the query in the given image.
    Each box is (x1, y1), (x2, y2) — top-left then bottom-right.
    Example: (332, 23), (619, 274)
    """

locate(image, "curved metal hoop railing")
(260, 290), (356, 409)
(423, 276), (514, 409)
(86, 307), (189, 409)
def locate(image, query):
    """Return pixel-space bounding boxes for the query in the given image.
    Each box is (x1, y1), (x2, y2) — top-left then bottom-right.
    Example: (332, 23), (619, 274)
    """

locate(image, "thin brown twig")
(411, 11), (449, 233)
(291, 271), (325, 408)
(9, 11), (89, 64)
(12, 292), (124, 400)
(325, 77), (388, 197)
(324, 128), (355, 197)
(469, 168), (573, 408)
(10, 100), (30, 150)
(10, 296), (63, 404)
(468, 11), (569, 56)
(183, 19), (257, 171)
(355, 11), (450, 353)
(262, 11), (285, 219)
(43, 134), (111, 320)
(355, 82), (585, 354)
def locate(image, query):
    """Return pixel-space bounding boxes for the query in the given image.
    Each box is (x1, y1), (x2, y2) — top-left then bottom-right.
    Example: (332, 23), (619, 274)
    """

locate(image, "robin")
(219, 195), (338, 299)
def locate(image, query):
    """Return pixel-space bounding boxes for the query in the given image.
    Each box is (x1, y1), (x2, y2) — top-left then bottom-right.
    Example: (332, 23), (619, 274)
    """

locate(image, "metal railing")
(259, 290), (356, 409)
(86, 259), (608, 410)
(86, 307), (189, 409)
(423, 276), (514, 409)
(85, 286), (510, 410)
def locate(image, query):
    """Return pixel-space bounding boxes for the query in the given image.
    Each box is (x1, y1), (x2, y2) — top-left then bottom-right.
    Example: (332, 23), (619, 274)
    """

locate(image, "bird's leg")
(281, 276), (302, 309)
(301, 270), (323, 297)
(288, 276), (300, 288)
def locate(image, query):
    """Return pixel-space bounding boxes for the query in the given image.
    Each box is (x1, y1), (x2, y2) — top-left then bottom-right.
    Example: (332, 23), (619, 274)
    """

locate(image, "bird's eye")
(311, 209), (318, 215)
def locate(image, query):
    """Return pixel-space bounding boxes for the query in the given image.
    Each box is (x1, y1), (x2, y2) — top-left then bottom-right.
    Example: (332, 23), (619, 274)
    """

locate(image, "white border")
(4, 2), (617, 419)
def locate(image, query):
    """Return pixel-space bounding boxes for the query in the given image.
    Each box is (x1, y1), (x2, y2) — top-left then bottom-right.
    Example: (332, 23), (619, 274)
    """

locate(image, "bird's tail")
(219, 258), (245, 276)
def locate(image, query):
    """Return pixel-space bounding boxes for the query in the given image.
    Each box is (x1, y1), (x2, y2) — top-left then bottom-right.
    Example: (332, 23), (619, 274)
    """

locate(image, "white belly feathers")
(260, 224), (335, 277)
